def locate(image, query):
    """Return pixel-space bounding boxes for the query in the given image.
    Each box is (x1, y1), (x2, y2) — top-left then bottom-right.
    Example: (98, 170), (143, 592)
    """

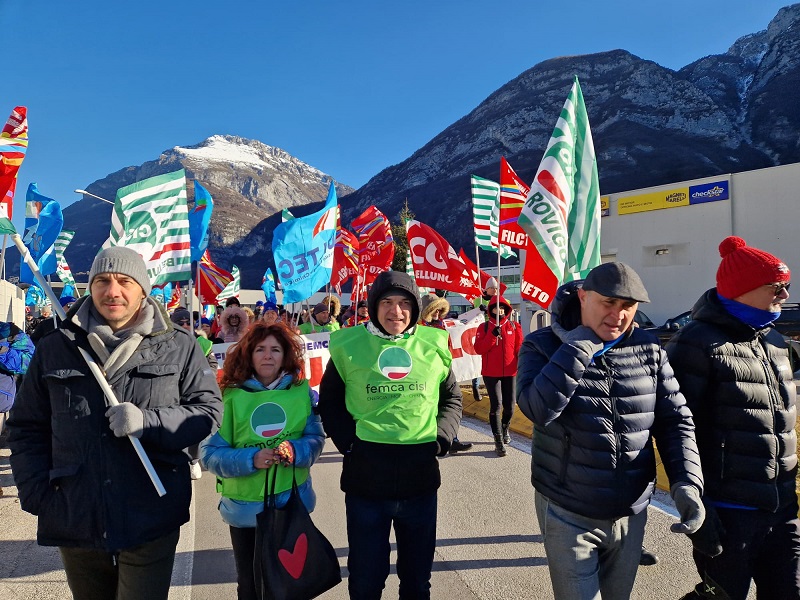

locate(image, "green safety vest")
(298, 320), (340, 335)
(216, 382), (311, 501)
(196, 335), (213, 356)
(329, 326), (451, 444)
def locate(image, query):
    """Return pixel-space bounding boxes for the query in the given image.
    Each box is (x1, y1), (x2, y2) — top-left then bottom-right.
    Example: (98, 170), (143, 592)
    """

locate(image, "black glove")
(491, 326), (501, 337)
(479, 304), (487, 312)
(688, 501), (725, 557)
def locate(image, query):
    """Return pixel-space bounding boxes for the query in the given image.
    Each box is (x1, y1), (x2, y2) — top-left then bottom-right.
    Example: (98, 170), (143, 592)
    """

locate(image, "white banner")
(210, 317), (484, 390)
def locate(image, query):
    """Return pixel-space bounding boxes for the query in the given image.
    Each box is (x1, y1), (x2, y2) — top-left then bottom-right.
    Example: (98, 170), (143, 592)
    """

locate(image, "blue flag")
(188, 180), (213, 262)
(149, 286), (165, 304)
(261, 268), (278, 304)
(25, 282), (46, 308)
(60, 284), (76, 299)
(20, 183), (64, 283)
(272, 182), (338, 304)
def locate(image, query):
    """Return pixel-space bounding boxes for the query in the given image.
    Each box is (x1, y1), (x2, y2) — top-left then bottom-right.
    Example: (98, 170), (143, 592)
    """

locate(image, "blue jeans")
(535, 491), (646, 600)
(346, 492), (437, 600)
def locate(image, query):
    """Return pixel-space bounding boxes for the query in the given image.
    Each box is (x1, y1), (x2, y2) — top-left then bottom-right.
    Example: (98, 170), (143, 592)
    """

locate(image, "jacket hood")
(367, 271), (420, 335)
(319, 294), (341, 318)
(220, 305), (249, 335)
(420, 296), (450, 323)
(486, 295), (513, 316)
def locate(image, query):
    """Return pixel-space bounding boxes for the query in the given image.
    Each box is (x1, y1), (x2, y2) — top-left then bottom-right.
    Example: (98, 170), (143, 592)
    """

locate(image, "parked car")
(639, 310), (692, 345)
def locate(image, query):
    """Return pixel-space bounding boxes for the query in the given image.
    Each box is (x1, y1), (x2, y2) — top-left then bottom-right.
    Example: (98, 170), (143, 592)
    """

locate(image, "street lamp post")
(74, 189), (114, 205)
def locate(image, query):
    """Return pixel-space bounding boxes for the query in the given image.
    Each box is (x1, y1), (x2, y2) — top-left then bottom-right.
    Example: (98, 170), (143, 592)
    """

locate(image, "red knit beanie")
(716, 236), (790, 299)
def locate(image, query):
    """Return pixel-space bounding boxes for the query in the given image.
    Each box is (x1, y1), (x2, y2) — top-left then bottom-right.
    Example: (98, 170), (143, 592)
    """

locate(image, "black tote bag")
(253, 465), (342, 600)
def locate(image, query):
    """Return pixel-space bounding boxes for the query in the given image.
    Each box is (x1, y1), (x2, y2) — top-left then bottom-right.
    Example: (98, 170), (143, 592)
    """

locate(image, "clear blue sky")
(1, 0), (792, 228)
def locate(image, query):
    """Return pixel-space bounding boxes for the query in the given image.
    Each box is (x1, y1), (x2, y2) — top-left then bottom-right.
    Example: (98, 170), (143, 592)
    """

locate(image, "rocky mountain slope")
(21, 3), (800, 288)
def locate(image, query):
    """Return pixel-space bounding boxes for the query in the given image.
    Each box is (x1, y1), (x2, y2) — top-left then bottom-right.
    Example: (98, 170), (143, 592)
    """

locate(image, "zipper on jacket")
(756, 336), (782, 511)
(558, 433), (572, 484)
(719, 438), (725, 481)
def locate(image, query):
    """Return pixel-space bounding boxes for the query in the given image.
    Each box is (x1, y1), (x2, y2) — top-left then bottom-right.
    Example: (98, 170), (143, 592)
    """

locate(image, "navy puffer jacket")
(516, 282), (703, 519)
(666, 289), (797, 512)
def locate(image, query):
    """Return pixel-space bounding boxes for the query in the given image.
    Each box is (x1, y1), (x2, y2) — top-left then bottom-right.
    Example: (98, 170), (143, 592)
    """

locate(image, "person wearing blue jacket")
(201, 321), (325, 600)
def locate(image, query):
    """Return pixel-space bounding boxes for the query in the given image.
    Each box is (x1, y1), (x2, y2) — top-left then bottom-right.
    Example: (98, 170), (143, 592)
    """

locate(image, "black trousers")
(229, 526), (258, 600)
(59, 529), (180, 600)
(483, 375), (515, 435)
(691, 503), (800, 599)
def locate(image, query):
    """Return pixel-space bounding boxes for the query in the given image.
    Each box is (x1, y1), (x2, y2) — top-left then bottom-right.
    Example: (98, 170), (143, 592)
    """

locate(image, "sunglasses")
(177, 319), (190, 325)
(767, 282), (791, 294)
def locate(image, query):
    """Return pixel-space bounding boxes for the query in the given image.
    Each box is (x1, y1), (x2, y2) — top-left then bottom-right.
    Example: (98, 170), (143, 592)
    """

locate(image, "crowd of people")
(1, 234), (798, 600)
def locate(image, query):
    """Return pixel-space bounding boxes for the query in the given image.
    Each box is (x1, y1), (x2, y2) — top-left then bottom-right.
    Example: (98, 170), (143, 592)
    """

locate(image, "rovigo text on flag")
(457, 249), (507, 303)
(188, 180), (213, 262)
(197, 249), (233, 304)
(518, 76), (601, 282)
(331, 227), (359, 290)
(498, 157), (531, 249)
(406, 220), (481, 297)
(107, 169), (191, 287)
(470, 175), (516, 259)
(272, 182), (338, 304)
(351, 205), (394, 286)
(216, 265), (240, 302)
(261, 268), (278, 304)
(20, 183), (63, 284)
(0, 106), (28, 219)
(54, 230), (77, 292)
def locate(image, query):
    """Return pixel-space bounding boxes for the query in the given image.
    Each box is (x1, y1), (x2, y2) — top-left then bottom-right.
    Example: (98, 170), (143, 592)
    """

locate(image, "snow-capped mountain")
(27, 3), (800, 288)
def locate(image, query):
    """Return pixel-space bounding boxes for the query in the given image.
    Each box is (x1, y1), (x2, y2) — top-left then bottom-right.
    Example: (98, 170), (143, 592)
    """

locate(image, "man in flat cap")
(298, 301), (340, 334)
(8, 246), (222, 600)
(668, 237), (799, 600)
(517, 262), (704, 600)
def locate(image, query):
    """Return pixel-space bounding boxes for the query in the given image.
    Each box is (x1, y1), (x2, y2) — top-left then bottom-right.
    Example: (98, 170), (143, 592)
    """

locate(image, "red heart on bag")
(278, 533), (308, 579)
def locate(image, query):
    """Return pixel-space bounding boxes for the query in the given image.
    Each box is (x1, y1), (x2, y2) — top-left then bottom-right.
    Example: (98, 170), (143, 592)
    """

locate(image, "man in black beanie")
(319, 270), (462, 599)
(8, 246), (222, 600)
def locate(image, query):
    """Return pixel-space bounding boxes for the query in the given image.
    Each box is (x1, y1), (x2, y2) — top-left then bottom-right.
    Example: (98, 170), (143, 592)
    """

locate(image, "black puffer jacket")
(516, 282), (703, 520)
(666, 289), (797, 512)
(8, 297), (223, 551)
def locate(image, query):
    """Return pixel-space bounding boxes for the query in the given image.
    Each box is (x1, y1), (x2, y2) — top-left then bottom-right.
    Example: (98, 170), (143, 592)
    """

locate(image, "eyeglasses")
(177, 319), (189, 325)
(767, 282), (791, 295)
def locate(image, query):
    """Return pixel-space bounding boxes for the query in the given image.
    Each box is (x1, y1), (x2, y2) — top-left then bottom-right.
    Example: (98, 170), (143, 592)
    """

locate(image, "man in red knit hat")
(667, 236), (797, 599)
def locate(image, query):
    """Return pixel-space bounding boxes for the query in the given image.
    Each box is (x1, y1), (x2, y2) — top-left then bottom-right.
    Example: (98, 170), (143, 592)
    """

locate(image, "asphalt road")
(0, 418), (755, 599)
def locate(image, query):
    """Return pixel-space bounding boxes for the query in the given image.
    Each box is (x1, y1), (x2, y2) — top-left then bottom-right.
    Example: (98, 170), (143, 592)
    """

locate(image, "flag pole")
(10, 233), (167, 497)
(188, 275), (194, 331)
(0, 234), (7, 280)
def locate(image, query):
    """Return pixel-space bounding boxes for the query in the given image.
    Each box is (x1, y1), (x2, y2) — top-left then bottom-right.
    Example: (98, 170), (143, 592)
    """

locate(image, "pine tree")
(391, 199), (415, 272)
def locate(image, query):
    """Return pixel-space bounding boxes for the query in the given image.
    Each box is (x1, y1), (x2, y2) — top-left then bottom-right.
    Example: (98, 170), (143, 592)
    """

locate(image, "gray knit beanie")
(89, 247), (152, 295)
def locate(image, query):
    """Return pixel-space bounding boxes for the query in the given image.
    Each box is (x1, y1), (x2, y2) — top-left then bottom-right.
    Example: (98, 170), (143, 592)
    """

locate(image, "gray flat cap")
(582, 262), (650, 303)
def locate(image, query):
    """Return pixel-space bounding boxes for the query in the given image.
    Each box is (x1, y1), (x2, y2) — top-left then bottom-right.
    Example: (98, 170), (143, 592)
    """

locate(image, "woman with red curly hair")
(200, 322), (325, 600)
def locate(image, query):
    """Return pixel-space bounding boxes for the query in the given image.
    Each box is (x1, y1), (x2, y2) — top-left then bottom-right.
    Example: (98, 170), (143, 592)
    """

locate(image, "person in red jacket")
(474, 296), (522, 456)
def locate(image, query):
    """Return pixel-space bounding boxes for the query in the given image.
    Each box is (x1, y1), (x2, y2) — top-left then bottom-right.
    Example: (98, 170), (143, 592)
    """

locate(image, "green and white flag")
(470, 175), (516, 259)
(517, 76), (601, 283)
(281, 208), (295, 223)
(54, 230), (77, 291)
(216, 265), (240, 301)
(105, 169), (191, 287)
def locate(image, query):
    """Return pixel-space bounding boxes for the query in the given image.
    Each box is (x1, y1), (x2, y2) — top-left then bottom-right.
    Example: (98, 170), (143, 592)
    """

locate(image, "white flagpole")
(0, 234), (7, 280)
(11, 233), (167, 497)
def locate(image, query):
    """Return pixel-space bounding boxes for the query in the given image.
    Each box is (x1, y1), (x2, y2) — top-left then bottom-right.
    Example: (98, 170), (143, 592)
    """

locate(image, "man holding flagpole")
(8, 246), (222, 600)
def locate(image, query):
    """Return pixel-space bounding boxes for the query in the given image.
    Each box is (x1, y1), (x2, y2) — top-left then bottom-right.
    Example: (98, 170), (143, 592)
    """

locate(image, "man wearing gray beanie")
(8, 245), (223, 599)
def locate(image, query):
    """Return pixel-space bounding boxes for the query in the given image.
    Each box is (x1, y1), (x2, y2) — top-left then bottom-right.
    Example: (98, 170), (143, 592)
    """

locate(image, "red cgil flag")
(457, 249), (508, 302)
(351, 205), (394, 286)
(406, 220), (481, 297)
(331, 226), (360, 289)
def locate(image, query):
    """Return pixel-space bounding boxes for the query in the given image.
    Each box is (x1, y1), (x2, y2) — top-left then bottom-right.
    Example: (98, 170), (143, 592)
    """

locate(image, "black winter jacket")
(516, 288), (703, 520)
(666, 289), (797, 512)
(8, 298), (223, 551)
